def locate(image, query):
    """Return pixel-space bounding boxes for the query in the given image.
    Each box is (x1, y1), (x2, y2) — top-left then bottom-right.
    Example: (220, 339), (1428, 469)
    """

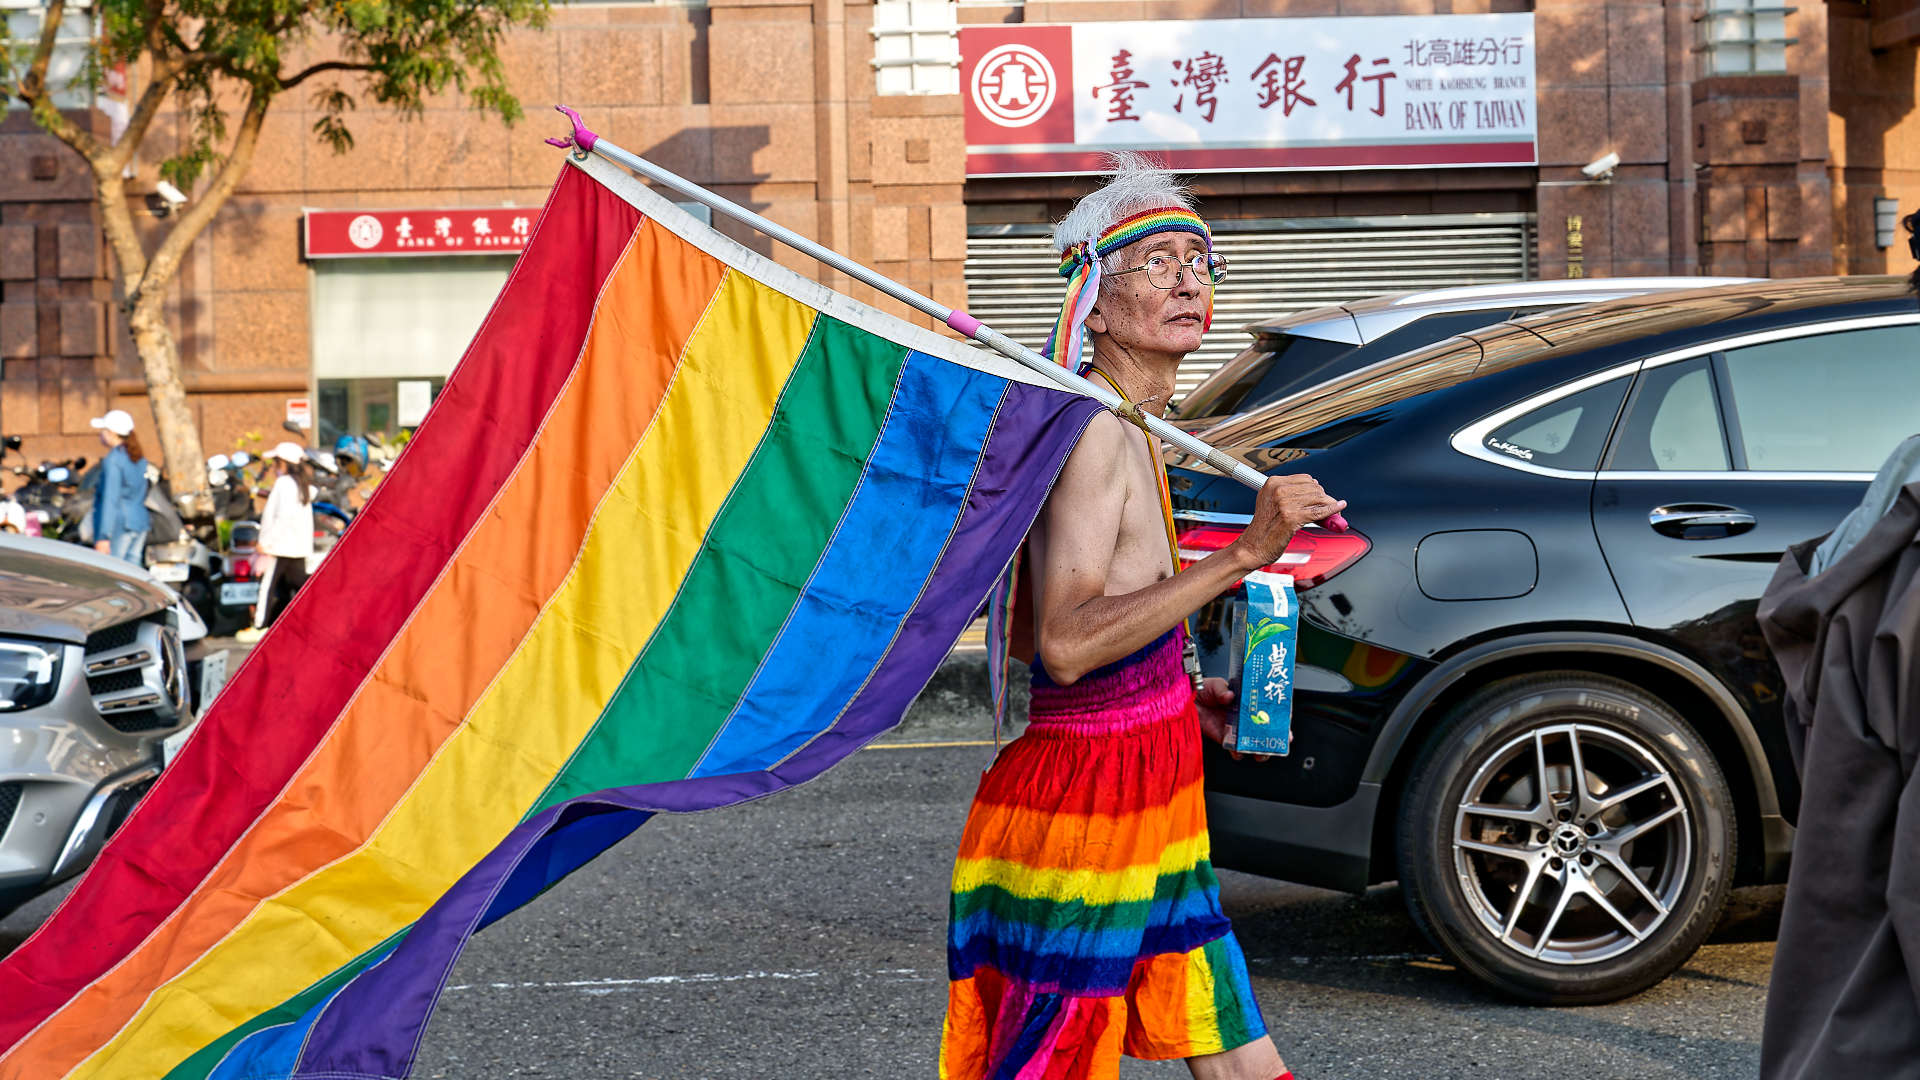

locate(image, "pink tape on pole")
(945, 310), (983, 338)
(554, 105), (598, 152)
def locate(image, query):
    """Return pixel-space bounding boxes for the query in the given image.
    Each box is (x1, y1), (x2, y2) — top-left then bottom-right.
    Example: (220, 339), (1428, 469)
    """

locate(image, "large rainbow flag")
(0, 150), (1103, 1079)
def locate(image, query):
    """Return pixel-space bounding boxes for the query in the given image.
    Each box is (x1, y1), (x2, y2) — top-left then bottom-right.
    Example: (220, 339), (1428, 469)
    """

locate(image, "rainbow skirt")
(942, 629), (1266, 1078)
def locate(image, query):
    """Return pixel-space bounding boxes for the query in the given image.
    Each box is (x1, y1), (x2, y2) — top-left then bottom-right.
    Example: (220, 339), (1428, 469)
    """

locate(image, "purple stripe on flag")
(769, 381), (1103, 781)
(263, 382), (1102, 1080)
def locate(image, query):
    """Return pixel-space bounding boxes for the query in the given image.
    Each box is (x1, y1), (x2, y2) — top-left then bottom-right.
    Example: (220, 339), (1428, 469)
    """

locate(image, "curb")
(899, 648), (1027, 738)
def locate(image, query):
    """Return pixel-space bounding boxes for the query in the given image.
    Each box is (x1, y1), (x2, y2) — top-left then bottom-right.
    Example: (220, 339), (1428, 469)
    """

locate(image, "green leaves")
(1246, 618), (1292, 653)
(12, 0), (550, 178)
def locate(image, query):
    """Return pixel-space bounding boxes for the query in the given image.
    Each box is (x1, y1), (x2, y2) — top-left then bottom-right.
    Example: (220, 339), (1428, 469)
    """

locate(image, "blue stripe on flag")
(690, 351), (1003, 776)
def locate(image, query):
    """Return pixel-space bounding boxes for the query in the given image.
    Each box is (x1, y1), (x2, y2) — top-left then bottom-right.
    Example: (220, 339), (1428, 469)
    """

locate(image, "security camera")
(155, 180), (188, 207)
(1581, 152), (1620, 181)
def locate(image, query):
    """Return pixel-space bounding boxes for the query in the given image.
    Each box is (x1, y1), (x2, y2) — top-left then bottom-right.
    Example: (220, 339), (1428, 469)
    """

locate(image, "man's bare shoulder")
(1042, 409), (1127, 502)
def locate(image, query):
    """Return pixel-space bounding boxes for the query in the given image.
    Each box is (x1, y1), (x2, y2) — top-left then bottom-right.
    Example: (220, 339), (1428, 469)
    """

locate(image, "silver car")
(0, 535), (214, 917)
(1175, 277), (1759, 428)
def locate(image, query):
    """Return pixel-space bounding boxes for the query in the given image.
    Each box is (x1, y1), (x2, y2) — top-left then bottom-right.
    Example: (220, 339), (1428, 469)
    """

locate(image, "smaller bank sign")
(962, 13), (1537, 176)
(304, 207), (533, 258)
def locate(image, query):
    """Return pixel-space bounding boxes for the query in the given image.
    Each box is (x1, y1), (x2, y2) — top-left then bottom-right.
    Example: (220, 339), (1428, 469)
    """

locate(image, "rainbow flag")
(0, 151), (1102, 1080)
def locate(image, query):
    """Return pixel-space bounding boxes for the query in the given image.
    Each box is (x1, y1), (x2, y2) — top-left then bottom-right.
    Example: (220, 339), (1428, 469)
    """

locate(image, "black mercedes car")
(1167, 276), (1920, 1005)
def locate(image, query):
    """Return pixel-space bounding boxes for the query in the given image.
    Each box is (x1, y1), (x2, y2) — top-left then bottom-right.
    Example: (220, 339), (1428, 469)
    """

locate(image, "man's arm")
(1028, 413), (1342, 685)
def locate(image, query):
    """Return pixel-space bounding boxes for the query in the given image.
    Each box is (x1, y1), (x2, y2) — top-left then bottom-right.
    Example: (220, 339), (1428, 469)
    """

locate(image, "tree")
(3, 0), (548, 516)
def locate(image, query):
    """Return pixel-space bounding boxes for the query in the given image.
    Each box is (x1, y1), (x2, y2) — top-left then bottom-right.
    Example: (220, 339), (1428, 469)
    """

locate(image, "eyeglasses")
(1108, 251), (1229, 289)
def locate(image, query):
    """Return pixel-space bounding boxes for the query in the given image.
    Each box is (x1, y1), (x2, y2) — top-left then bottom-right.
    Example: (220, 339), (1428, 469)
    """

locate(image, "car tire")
(1395, 672), (1735, 1005)
(183, 575), (218, 632)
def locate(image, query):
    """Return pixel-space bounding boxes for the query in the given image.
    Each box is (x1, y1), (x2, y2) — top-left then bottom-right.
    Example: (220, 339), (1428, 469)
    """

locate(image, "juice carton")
(1233, 571), (1297, 756)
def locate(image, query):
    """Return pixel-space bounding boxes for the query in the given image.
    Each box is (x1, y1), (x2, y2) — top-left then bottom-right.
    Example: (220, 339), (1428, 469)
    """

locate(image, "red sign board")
(304, 207), (533, 258)
(961, 25), (1075, 152)
(961, 15), (1538, 177)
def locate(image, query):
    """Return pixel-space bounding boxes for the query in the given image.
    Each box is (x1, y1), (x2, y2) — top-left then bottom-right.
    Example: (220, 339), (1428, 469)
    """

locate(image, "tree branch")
(95, 170), (150, 300)
(12, 0), (109, 162)
(107, 58), (185, 171)
(282, 60), (382, 91)
(133, 82), (273, 310)
(17, 0), (66, 101)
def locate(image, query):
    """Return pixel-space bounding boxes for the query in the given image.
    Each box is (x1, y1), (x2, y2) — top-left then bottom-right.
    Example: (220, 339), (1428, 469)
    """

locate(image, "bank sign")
(304, 207), (532, 258)
(962, 14), (1537, 176)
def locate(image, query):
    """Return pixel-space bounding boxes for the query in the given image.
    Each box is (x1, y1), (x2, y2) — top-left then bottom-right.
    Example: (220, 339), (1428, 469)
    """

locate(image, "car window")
(1608, 357), (1729, 472)
(1718, 325), (1920, 472)
(1483, 377), (1630, 471)
(1180, 333), (1353, 418)
(1231, 308), (1521, 415)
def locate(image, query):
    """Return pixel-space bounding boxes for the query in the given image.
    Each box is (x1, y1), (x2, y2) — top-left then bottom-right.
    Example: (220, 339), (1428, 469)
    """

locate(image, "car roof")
(1247, 276), (1761, 344)
(1190, 275), (1914, 454)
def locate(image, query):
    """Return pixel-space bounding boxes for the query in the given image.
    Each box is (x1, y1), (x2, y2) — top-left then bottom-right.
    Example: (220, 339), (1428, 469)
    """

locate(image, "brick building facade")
(2, 0), (1917, 473)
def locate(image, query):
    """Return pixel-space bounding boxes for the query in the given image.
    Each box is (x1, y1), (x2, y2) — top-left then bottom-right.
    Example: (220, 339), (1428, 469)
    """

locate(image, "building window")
(4, 1), (98, 111)
(872, 0), (959, 96)
(1694, 0), (1796, 75)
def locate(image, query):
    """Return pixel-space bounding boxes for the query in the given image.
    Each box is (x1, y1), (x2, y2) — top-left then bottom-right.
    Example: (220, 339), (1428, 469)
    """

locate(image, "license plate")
(220, 582), (259, 606)
(150, 563), (190, 583)
(162, 720), (198, 766)
(198, 649), (230, 707)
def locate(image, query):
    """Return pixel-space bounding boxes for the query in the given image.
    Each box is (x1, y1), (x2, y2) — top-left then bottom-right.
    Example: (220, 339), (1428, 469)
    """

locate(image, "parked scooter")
(216, 519), (263, 631)
(0, 436), (26, 534)
(12, 457), (90, 541)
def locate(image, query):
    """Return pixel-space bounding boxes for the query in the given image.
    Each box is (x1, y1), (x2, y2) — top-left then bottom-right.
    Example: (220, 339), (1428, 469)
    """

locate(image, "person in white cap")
(237, 442), (315, 643)
(88, 409), (151, 565)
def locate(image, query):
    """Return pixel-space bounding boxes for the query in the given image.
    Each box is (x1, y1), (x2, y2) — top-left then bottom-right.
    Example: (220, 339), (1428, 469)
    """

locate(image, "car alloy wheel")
(1397, 672), (1735, 1004)
(1452, 722), (1690, 965)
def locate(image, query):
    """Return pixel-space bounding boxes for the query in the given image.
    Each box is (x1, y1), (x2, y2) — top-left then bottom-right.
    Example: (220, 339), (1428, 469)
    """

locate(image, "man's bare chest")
(1106, 457), (1175, 595)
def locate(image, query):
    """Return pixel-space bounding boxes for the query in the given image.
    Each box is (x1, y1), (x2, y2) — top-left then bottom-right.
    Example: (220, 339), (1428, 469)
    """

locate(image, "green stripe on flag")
(534, 313), (909, 808)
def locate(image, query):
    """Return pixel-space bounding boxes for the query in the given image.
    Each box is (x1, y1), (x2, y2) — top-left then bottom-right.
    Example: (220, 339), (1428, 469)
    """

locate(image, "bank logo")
(971, 43), (1057, 128)
(347, 214), (384, 250)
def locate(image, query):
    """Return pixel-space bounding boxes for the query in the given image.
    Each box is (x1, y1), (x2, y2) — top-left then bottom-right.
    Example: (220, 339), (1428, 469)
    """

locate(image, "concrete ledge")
(895, 648), (1027, 740)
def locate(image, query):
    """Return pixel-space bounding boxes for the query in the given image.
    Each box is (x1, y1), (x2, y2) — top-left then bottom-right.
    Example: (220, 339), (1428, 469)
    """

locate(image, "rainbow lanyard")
(1085, 366), (1181, 573)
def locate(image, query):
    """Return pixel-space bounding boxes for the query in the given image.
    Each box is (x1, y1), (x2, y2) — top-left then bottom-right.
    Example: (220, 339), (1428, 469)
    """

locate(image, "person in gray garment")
(1754, 208), (1920, 1080)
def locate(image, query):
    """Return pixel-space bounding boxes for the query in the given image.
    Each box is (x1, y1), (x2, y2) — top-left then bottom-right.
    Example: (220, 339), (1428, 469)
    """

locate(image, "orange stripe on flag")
(1, 221), (727, 1080)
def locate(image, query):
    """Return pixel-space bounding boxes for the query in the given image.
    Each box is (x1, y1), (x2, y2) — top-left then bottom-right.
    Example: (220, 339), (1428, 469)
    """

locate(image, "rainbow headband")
(1043, 207), (1215, 366)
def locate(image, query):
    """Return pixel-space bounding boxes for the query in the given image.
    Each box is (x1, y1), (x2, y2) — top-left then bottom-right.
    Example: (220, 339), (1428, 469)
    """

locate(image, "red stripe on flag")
(0, 163), (645, 1048)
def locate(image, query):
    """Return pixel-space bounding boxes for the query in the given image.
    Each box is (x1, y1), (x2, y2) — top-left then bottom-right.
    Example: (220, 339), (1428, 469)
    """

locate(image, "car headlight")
(0, 639), (63, 712)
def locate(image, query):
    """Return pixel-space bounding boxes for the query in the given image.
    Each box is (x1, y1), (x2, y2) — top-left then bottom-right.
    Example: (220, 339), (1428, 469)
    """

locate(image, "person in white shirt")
(236, 442), (316, 643)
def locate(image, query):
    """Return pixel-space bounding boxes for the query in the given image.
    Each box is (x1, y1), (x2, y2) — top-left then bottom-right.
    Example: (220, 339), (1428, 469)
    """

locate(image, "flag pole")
(548, 106), (1280, 498)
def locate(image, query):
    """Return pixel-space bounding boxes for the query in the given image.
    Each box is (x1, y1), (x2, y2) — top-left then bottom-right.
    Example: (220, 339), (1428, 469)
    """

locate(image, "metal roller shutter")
(964, 214), (1536, 400)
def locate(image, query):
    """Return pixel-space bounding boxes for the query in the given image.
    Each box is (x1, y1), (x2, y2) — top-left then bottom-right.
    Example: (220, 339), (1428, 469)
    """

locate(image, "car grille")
(0, 782), (20, 840)
(88, 669), (145, 695)
(102, 709), (169, 733)
(85, 622), (140, 654)
(83, 619), (187, 732)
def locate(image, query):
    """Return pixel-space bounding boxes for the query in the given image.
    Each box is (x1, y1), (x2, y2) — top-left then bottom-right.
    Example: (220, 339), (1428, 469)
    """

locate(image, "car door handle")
(1648, 504), (1756, 539)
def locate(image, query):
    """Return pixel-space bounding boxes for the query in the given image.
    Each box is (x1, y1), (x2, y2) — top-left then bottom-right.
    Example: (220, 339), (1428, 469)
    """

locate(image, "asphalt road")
(2, 722), (1781, 1080)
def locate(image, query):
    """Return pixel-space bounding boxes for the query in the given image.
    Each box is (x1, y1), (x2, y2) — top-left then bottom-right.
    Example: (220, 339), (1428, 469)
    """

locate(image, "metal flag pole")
(547, 106), (1275, 496)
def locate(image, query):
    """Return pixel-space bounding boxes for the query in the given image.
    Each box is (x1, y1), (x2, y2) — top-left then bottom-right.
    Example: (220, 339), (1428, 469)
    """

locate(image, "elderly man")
(942, 155), (1343, 1080)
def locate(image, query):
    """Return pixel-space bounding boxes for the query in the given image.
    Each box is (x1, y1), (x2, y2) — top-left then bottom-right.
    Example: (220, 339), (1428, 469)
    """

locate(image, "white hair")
(1053, 152), (1198, 273)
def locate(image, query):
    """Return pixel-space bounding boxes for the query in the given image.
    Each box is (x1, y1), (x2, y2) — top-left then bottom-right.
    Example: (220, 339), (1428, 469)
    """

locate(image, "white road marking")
(446, 968), (929, 995)
(445, 955), (1442, 997)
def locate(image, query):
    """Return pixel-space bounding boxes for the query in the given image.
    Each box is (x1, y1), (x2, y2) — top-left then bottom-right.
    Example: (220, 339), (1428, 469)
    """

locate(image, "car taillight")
(1177, 523), (1370, 589)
